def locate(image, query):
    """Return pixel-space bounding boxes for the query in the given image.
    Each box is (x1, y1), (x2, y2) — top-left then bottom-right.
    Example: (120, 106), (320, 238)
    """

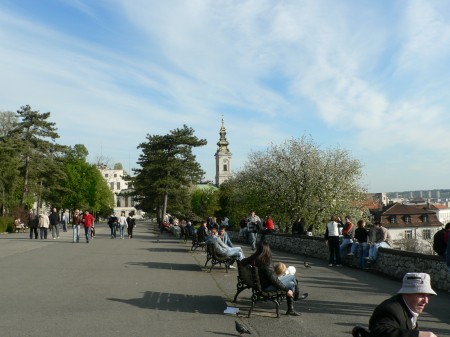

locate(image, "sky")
(1, 0), (450, 193)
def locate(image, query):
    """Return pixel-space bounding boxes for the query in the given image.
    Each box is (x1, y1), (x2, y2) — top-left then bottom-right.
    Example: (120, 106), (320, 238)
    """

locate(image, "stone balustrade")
(227, 231), (450, 291)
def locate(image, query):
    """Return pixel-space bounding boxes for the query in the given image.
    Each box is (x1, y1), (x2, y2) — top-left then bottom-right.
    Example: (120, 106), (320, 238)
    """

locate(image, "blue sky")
(1, 0), (450, 193)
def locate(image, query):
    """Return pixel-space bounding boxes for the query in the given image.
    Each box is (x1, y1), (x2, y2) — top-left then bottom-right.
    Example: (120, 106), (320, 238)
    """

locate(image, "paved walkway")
(0, 221), (449, 337)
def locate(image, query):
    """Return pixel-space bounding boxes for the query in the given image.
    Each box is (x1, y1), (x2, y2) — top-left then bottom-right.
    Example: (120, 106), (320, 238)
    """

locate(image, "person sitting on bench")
(206, 227), (245, 262)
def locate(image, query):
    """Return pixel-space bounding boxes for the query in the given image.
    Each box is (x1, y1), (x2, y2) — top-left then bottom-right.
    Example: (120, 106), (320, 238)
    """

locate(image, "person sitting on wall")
(366, 221), (393, 261)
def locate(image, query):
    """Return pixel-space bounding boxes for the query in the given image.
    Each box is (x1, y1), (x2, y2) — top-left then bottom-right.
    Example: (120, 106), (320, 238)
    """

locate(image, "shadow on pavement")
(144, 247), (189, 253)
(108, 291), (225, 314)
(126, 261), (203, 272)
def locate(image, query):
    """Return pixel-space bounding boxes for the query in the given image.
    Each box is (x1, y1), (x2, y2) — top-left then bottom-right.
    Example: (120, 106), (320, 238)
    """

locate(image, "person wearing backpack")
(432, 223), (450, 258)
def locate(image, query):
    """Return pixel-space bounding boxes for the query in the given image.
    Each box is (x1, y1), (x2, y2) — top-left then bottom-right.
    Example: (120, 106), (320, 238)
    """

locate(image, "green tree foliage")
(221, 136), (366, 232)
(61, 144), (114, 214)
(10, 105), (68, 208)
(133, 125), (207, 221)
(113, 162), (123, 170)
(191, 185), (220, 220)
(0, 111), (22, 214)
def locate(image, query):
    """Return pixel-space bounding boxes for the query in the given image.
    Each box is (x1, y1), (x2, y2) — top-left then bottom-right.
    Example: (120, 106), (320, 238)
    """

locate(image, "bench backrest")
(237, 262), (253, 287)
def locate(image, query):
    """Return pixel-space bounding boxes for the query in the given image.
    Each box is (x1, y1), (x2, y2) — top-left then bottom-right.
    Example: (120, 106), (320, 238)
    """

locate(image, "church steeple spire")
(215, 115), (232, 186)
(217, 115), (230, 154)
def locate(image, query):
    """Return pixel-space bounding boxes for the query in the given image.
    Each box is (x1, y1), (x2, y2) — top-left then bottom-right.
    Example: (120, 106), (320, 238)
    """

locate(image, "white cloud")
(2, 1), (450, 191)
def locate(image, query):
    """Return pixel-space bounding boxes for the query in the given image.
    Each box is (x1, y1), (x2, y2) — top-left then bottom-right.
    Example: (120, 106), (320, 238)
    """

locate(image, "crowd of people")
(325, 215), (393, 268)
(188, 211), (443, 335)
(23, 208), (136, 243)
(17, 206), (446, 335)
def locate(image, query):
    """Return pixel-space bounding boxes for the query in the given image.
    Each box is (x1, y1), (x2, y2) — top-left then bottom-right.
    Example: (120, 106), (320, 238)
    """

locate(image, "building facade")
(215, 117), (232, 186)
(371, 203), (442, 253)
(99, 167), (144, 218)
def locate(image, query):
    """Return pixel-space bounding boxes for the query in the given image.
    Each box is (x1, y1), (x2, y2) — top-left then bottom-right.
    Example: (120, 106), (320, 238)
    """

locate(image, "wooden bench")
(233, 262), (286, 318)
(15, 223), (25, 233)
(191, 234), (206, 251)
(204, 242), (235, 273)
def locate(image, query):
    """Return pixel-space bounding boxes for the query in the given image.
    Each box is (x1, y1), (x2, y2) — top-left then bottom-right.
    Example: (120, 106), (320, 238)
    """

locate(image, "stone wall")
(228, 231), (450, 291)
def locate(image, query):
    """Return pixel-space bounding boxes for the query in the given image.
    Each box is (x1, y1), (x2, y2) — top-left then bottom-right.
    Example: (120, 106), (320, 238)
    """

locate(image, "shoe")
(286, 309), (301, 316)
(295, 293), (308, 301)
(229, 265), (236, 269)
(336, 264), (343, 267)
(57, 237), (60, 239)
(347, 253), (354, 256)
(328, 264), (333, 267)
(364, 257), (370, 260)
(53, 237), (56, 240)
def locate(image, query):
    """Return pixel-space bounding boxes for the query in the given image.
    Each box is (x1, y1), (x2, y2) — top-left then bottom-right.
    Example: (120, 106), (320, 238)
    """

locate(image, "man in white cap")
(369, 272), (437, 337)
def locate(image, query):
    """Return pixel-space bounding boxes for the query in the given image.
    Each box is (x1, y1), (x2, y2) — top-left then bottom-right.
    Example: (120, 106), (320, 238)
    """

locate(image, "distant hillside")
(387, 189), (450, 200)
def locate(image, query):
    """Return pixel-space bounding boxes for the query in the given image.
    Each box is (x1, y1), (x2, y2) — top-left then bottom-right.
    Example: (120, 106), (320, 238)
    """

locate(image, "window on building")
(405, 230), (413, 239)
(117, 182), (120, 190)
(110, 182), (114, 190)
(404, 215), (411, 224)
(116, 198), (121, 207)
(390, 216), (397, 224)
(422, 215), (429, 223)
(422, 229), (431, 240)
(223, 164), (228, 172)
(105, 174), (108, 178)
(125, 197), (129, 207)
(114, 174), (117, 177)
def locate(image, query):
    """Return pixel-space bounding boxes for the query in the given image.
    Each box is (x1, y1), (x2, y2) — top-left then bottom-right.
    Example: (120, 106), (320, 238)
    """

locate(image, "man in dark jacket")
(432, 223), (450, 258)
(49, 208), (60, 239)
(369, 272), (437, 337)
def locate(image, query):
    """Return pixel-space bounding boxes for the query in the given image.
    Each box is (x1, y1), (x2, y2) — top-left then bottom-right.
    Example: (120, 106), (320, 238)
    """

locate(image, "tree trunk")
(162, 191), (168, 222)
(21, 154), (30, 206)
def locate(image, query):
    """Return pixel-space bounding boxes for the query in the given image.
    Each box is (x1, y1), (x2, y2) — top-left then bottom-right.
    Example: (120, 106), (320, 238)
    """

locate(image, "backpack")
(433, 229), (446, 256)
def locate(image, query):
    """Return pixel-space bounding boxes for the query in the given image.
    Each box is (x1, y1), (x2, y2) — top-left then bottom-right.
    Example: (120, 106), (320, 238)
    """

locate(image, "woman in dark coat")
(241, 241), (304, 316)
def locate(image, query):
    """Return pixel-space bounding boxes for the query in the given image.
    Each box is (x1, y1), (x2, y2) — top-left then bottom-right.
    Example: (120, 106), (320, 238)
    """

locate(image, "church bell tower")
(215, 116), (232, 186)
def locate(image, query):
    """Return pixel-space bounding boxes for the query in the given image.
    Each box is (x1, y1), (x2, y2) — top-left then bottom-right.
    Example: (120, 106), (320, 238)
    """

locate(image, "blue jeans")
(351, 242), (368, 268)
(264, 274), (296, 292)
(340, 238), (353, 257)
(40, 227), (48, 239)
(248, 232), (256, 250)
(73, 225), (80, 243)
(368, 242), (390, 260)
(84, 227), (91, 242)
(226, 247), (245, 260)
(119, 225), (125, 239)
(110, 225), (116, 238)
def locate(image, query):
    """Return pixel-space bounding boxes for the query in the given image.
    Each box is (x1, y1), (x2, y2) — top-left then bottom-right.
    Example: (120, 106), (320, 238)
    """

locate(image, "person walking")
(126, 213), (135, 239)
(118, 212), (128, 239)
(81, 210), (94, 243)
(72, 209), (82, 243)
(38, 211), (49, 240)
(247, 210), (261, 251)
(325, 215), (342, 266)
(108, 213), (118, 238)
(49, 208), (60, 239)
(61, 212), (69, 232)
(28, 210), (39, 239)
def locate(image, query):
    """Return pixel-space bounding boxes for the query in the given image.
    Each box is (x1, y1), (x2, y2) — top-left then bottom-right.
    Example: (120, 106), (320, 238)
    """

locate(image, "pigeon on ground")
(235, 320), (251, 335)
(304, 261), (311, 268)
